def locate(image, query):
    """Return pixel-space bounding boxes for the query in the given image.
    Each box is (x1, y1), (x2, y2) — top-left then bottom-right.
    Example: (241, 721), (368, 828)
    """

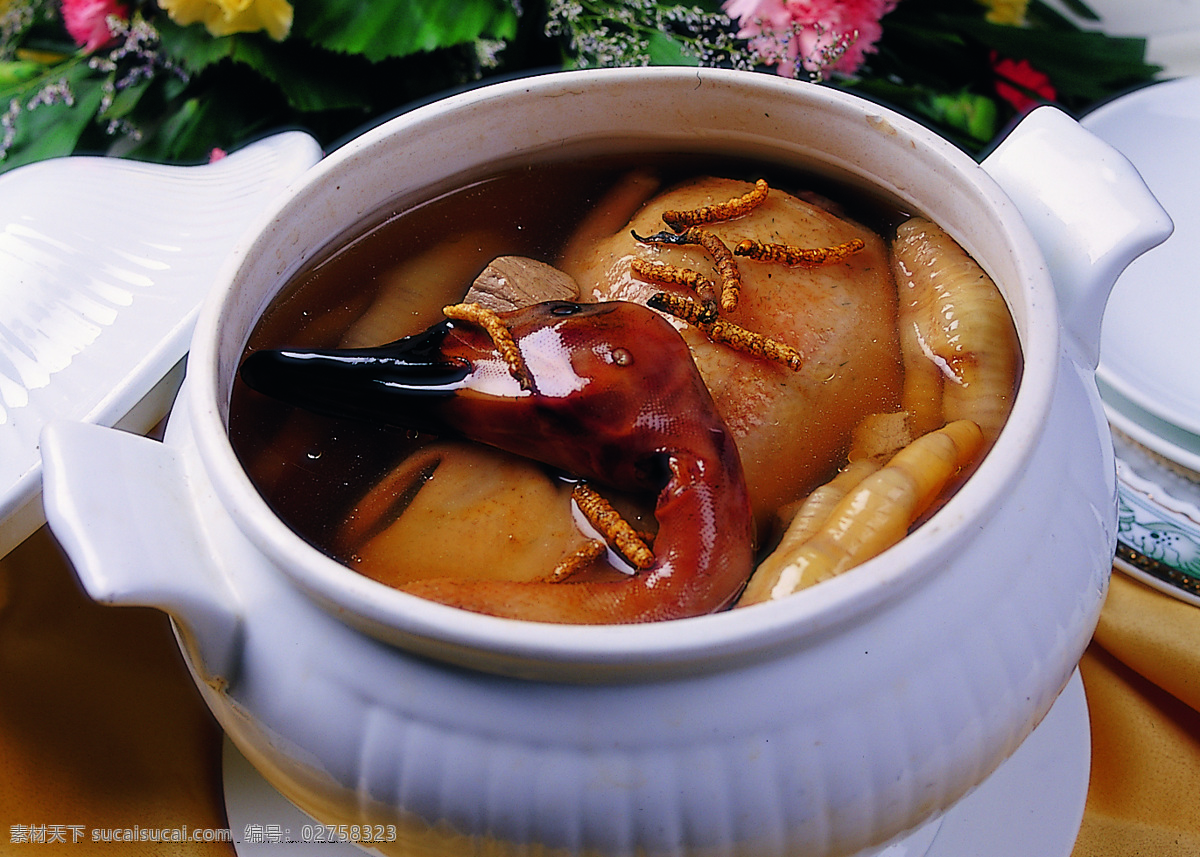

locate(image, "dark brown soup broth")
(229, 153), (911, 560)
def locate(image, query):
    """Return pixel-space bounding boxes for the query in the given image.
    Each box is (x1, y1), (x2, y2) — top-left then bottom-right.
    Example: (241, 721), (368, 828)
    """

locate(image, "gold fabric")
(0, 528), (232, 855)
(1072, 573), (1200, 857)
(3, 524), (1199, 855)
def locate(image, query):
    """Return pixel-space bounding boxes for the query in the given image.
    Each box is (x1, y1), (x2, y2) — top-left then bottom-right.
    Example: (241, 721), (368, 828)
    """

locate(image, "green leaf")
(224, 37), (375, 112)
(0, 61), (43, 86)
(120, 90), (270, 164)
(647, 31), (698, 67)
(0, 64), (106, 173)
(926, 89), (998, 142)
(156, 16), (375, 115)
(100, 76), (153, 122)
(947, 15), (1159, 90)
(155, 17), (239, 73)
(132, 96), (207, 162)
(292, 0), (519, 62)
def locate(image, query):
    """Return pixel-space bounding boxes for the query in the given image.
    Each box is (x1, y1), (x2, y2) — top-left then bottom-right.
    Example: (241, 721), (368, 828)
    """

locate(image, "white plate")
(1082, 77), (1200, 440)
(1101, 379), (1200, 476)
(222, 670), (1089, 857)
(0, 133), (322, 558)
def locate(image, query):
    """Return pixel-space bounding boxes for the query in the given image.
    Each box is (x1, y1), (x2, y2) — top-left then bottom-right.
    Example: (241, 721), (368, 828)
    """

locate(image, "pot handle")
(981, 105), (1172, 369)
(40, 421), (241, 683)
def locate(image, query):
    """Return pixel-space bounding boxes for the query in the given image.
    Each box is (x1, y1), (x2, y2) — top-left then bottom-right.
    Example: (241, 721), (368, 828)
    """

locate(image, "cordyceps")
(239, 299), (756, 625)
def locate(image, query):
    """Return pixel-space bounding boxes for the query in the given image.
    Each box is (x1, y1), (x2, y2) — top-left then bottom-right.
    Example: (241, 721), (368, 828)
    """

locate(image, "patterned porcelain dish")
(1081, 76), (1200, 606)
(1112, 430), (1200, 606)
(38, 68), (1171, 857)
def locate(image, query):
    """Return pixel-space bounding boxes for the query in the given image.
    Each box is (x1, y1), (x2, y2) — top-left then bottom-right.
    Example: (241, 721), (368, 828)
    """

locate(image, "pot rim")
(185, 67), (1060, 680)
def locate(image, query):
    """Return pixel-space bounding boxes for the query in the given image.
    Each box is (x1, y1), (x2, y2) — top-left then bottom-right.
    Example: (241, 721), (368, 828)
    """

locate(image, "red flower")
(991, 52), (1056, 113)
(62, 0), (130, 53)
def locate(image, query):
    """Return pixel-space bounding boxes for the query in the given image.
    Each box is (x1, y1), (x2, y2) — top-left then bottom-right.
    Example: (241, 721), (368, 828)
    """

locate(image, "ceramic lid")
(0, 132), (322, 559)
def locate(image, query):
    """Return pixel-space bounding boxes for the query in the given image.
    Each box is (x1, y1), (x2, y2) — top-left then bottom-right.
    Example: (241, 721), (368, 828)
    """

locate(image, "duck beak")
(238, 323), (471, 431)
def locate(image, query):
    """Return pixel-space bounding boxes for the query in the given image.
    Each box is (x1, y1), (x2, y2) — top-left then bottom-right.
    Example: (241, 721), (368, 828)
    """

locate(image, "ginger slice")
(465, 256), (581, 313)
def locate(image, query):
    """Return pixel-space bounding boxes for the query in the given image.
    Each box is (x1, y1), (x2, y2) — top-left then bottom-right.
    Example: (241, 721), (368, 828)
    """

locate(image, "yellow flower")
(981, 0), (1028, 26)
(157, 0), (294, 41)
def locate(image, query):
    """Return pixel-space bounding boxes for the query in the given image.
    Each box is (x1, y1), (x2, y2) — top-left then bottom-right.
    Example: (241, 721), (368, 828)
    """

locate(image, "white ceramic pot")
(40, 68), (1170, 857)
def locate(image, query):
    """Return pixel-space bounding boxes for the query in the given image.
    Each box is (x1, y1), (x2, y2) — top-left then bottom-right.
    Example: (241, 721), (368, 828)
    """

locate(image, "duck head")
(239, 300), (737, 494)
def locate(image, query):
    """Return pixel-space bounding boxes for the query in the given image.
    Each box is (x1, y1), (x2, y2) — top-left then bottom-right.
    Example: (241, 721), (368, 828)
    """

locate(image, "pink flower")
(62, 0), (130, 52)
(991, 52), (1056, 113)
(724, 0), (900, 78)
